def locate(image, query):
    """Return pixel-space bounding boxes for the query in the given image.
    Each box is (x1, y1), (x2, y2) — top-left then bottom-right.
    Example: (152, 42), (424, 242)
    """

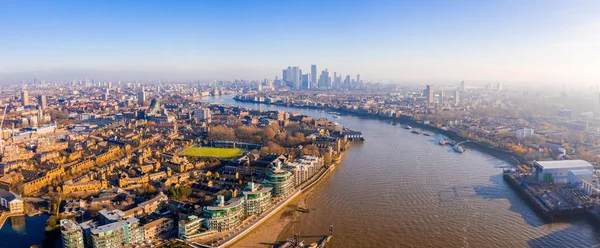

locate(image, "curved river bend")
(207, 96), (600, 248)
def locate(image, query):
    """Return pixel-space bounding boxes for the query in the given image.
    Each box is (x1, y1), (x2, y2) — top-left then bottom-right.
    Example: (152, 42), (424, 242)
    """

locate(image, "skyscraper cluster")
(280, 65), (362, 90)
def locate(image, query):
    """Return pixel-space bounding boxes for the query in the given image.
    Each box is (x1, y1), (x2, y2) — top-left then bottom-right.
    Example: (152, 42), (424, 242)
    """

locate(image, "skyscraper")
(460, 81), (465, 91)
(37, 95), (47, 110)
(311, 65), (317, 88)
(319, 70), (330, 89)
(292, 66), (300, 90)
(497, 82), (502, 92)
(137, 90), (146, 106)
(425, 85), (434, 104)
(282, 69), (288, 82)
(357, 74), (360, 83)
(21, 91), (29, 106)
(286, 66), (293, 83)
(454, 91), (460, 105)
(301, 74), (310, 90)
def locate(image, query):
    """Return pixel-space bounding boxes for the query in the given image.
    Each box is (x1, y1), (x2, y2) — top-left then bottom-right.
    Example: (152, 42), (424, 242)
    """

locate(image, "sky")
(1, 0), (599, 85)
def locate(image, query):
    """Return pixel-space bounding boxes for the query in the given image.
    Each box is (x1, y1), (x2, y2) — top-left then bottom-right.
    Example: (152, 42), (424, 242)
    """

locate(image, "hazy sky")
(1, 0), (599, 84)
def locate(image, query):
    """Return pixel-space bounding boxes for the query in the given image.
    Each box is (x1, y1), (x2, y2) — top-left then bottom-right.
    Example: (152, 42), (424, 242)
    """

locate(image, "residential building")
(0, 189), (24, 213)
(90, 217), (144, 248)
(137, 90), (146, 106)
(203, 195), (245, 232)
(242, 182), (272, 215)
(516, 128), (534, 140)
(143, 217), (174, 240)
(425, 85), (434, 104)
(21, 90), (29, 106)
(60, 219), (85, 248)
(38, 94), (47, 109)
(194, 108), (211, 121)
(263, 164), (294, 197)
(138, 192), (168, 214)
(178, 215), (205, 240)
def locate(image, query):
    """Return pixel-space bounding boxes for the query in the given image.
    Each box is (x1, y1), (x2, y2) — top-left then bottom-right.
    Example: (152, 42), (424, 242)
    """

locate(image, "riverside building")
(263, 164), (295, 197)
(60, 219), (85, 248)
(203, 195), (245, 232)
(242, 182), (272, 215)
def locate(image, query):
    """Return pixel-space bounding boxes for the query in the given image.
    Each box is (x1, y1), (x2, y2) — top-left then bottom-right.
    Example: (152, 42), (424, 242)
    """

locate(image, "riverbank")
(233, 98), (527, 166)
(226, 144), (349, 247)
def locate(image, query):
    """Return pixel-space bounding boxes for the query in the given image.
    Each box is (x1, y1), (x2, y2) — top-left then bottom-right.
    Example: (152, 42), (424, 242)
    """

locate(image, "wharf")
(503, 173), (586, 221)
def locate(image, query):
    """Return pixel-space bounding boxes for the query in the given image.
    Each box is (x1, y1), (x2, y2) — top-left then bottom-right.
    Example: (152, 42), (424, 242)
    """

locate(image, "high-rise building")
(137, 90), (146, 106)
(425, 85), (434, 104)
(319, 70), (330, 89)
(343, 75), (350, 89)
(311, 65), (317, 88)
(497, 82), (502, 92)
(21, 91), (29, 106)
(301, 74), (310, 90)
(194, 108), (212, 122)
(282, 69), (288, 82)
(37, 95), (47, 109)
(285, 66), (293, 83)
(357, 74), (360, 83)
(60, 219), (84, 248)
(460, 81), (465, 91)
(454, 91), (460, 105)
(439, 91), (445, 105)
(292, 66), (301, 90)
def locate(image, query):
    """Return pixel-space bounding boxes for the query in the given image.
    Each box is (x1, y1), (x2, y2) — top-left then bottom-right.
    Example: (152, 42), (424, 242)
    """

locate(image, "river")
(205, 96), (600, 248)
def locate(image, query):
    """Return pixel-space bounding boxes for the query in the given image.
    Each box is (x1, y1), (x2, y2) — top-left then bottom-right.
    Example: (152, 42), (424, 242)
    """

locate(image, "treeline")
(208, 123), (307, 147)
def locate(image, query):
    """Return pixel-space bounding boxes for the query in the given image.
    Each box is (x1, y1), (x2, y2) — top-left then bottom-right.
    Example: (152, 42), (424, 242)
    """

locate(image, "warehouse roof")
(534, 160), (593, 170)
(568, 169), (593, 176)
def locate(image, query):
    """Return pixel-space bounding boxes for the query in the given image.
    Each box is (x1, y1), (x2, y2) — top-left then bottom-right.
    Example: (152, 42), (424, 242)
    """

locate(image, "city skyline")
(1, 1), (599, 85)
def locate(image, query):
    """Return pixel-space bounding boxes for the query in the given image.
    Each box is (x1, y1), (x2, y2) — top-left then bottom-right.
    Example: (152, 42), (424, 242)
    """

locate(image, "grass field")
(181, 147), (244, 158)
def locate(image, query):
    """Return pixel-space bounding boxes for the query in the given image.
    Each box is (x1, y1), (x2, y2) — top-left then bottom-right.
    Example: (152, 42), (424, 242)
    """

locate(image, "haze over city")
(1, 0), (599, 85)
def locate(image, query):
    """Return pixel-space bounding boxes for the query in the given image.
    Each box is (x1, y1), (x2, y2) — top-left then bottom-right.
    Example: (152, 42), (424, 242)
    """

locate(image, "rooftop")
(91, 217), (139, 235)
(0, 189), (23, 202)
(534, 160), (593, 170)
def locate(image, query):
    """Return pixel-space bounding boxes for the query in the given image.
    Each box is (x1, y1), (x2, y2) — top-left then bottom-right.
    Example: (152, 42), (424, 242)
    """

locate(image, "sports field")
(181, 147), (244, 158)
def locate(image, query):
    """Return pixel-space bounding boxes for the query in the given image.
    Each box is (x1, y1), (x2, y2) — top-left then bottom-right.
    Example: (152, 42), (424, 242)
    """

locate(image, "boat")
(411, 129), (422, 134)
(423, 132), (431, 136)
(332, 115), (339, 118)
(403, 125), (412, 130)
(454, 145), (465, 153)
(391, 122), (397, 126)
(439, 138), (448, 145)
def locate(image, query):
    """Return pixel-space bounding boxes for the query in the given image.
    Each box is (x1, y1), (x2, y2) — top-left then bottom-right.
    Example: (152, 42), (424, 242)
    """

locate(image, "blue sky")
(1, 0), (599, 84)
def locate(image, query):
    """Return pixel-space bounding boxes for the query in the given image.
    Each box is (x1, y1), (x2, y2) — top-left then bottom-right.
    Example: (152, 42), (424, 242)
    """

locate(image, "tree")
(301, 144), (320, 156)
(208, 125), (235, 140)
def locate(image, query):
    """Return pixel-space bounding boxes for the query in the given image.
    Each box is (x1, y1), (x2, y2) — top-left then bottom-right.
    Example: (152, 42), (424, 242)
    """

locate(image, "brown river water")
(208, 96), (600, 248)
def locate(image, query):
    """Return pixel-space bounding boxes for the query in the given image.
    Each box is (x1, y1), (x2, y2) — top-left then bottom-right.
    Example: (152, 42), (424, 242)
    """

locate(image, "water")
(0, 214), (48, 248)
(206, 96), (600, 248)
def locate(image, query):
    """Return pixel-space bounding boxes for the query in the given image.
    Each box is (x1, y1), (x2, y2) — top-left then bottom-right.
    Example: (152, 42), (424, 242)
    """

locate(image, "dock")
(503, 173), (586, 221)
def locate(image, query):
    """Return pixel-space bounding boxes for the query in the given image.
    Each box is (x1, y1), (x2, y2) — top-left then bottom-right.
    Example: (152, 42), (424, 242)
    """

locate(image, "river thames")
(207, 96), (600, 248)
